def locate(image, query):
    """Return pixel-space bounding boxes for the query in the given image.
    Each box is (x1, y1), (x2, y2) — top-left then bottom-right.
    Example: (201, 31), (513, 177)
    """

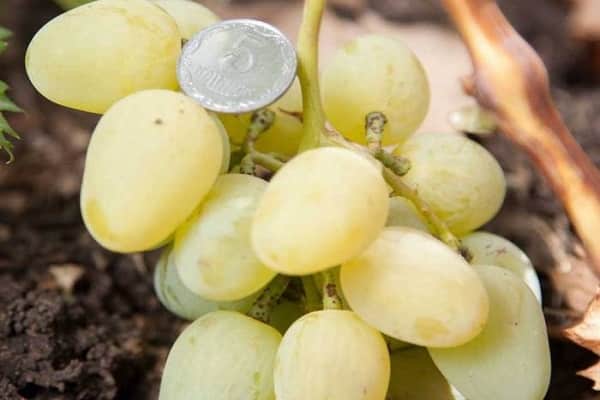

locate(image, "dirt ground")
(1, 0), (600, 399)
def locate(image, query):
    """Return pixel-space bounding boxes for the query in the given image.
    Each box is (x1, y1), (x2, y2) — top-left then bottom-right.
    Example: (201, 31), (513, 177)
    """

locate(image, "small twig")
(301, 276), (322, 313)
(320, 269), (342, 310)
(248, 275), (291, 323)
(239, 109), (285, 174)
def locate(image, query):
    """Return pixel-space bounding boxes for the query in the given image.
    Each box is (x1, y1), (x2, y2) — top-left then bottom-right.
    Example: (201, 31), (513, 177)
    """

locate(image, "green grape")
(209, 113), (232, 174)
(387, 347), (454, 400)
(274, 310), (390, 400)
(251, 147), (389, 275)
(340, 227), (489, 347)
(462, 231), (542, 302)
(174, 174), (276, 301)
(269, 300), (305, 334)
(153, 248), (257, 320)
(159, 311), (281, 400)
(386, 196), (428, 231)
(394, 132), (506, 235)
(81, 90), (222, 253)
(322, 35), (429, 146)
(151, 0), (219, 40)
(26, 0), (180, 113)
(429, 265), (551, 400)
(219, 79), (303, 156)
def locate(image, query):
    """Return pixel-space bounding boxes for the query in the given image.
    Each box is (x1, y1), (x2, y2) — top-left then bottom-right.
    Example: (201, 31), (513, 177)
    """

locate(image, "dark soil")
(1, 0), (599, 399)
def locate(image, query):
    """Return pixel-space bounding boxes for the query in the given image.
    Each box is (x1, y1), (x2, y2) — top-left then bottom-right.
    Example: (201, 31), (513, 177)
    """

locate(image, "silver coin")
(177, 19), (297, 114)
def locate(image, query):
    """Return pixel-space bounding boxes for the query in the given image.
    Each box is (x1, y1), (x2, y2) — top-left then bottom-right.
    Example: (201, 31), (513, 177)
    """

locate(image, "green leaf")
(0, 26), (21, 164)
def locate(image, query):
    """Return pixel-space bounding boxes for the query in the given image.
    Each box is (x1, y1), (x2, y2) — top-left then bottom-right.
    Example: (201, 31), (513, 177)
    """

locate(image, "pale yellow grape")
(322, 35), (429, 146)
(387, 347), (454, 400)
(386, 196), (428, 231)
(159, 311), (281, 400)
(152, 0), (219, 40)
(252, 147), (389, 275)
(340, 227), (489, 347)
(274, 310), (390, 400)
(462, 231), (542, 302)
(219, 79), (303, 156)
(25, 0), (180, 114)
(153, 248), (257, 320)
(174, 174), (276, 301)
(81, 90), (222, 252)
(394, 132), (506, 235)
(269, 300), (305, 334)
(429, 265), (551, 400)
(209, 113), (231, 173)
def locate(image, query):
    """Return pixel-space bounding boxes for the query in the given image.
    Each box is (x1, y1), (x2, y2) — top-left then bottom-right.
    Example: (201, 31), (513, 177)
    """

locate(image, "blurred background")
(0, 0), (599, 398)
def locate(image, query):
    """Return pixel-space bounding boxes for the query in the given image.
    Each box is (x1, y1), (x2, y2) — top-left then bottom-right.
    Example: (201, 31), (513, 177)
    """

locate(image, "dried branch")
(442, 0), (600, 276)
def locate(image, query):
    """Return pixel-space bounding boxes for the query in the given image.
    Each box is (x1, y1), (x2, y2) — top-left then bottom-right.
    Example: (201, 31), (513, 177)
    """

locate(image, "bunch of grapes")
(25, 0), (551, 399)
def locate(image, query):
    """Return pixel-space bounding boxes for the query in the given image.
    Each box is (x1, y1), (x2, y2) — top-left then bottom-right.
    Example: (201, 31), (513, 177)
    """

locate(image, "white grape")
(152, 0), (219, 40)
(340, 227), (489, 347)
(159, 311), (281, 400)
(429, 265), (551, 400)
(386, 196), (429, 231)
(174, 174), (276, 301)
(252, 147), (389, 275)
(274, 310), (390, 400)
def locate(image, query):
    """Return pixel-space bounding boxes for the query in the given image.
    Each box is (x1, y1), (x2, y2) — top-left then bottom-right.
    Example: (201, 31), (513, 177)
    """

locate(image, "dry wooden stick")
(442, 0), (600, 276)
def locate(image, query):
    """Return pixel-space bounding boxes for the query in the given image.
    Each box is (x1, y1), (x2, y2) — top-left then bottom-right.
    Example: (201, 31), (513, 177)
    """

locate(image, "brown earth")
(1, 0), (599, 399)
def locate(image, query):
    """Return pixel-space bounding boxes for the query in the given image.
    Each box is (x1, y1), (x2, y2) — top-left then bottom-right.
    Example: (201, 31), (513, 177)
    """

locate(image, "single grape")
(81, 90), (223, 253)
(387, 347), (454, 400)
(274, 310), (390, 400)
(429, 265), (551, 400)
(394, 132), (506, 235)
(173, 174), (276, 301)
(462, 231), (542, 302)
(386, 196), (429, 232)
(219, 79), (303, 156)
(340, 227), (489, 347)
(322, 35), (429, 146)
(151, 0), (219, 40)
(269, 299), (306, 334)
(25, 0), (180, 113)
(251, 147), (389, 275)
(153, 247), (257, 320)
(159, 311), (281, 400)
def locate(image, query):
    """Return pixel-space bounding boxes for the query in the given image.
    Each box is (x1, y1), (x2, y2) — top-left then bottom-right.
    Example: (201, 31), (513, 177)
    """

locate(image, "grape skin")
(429, 265), (551, 400)
(159, 311), (281, 400)
(340, 227), (489, 347)
(25, 0), (181, 113)
(152, 0), (219, 40)
(81, 90), (223, 253)
(153, 248), (258, 320)
(274, 310), (390, 400)
(173, 174), (277, 301)
(394, 132), (506, 235)
(251, 147), (389, 275)
(322, 35), (430, 146)
(387, 347), (454, 400)
(461, 231), (542, 302)
(385, 196), (429, 232)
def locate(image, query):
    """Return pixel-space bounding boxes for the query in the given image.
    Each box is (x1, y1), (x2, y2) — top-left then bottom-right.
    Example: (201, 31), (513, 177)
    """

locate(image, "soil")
(1, 0), (599, 399)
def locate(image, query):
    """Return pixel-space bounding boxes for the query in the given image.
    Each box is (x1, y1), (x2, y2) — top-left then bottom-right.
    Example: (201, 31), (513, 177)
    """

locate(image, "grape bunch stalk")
(25, 0), (552, 399)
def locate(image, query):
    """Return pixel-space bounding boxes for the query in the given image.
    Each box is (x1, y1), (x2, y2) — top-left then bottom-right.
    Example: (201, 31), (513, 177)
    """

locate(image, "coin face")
(177, 19), (297, 114)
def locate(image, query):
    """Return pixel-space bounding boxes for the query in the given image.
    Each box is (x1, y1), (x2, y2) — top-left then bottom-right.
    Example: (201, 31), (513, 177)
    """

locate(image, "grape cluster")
(25, 0), (551, 399)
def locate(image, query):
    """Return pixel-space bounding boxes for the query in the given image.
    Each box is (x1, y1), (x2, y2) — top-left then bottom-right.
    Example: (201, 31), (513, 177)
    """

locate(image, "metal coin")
(177, 19), (297, 114)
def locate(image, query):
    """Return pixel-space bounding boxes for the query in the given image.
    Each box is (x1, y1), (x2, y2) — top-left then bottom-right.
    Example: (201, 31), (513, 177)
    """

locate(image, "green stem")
(320, 270), (342, 310)
(297, 0), (327, 152)
(365, 112), (410, 175)
(248, 275), (291, 323)
(301, 276), (322, 312)
(383, 168), (464, 254)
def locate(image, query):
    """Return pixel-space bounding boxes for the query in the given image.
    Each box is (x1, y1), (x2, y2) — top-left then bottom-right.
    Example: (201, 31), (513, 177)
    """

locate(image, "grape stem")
(365, 112), (411, 176)
(320, 269), (343, 310)
(240, 109), (285, 173)
(301, 276), (322, 312)
(296, 0), (327, 153)
(248, 275), (291, 323)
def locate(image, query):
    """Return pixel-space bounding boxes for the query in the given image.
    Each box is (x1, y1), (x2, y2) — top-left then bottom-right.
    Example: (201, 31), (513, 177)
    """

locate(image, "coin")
(177, 19), (297, 114)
